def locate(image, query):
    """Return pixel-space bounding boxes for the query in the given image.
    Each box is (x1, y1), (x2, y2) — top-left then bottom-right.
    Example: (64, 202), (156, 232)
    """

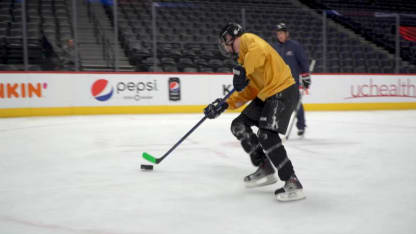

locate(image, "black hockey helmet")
(219, 23), (244, 43)
(276, 22), (288, 32)
(218, 23), (244, 58)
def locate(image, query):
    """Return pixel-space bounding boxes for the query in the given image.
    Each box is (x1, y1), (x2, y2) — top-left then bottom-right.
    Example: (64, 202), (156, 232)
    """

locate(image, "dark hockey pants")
(230, 84), (299, 181)
(296, 103), (306, 130)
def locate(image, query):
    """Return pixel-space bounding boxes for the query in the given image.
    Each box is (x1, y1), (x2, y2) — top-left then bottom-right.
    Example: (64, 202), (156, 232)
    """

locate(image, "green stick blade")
(142, 152), (157, 164)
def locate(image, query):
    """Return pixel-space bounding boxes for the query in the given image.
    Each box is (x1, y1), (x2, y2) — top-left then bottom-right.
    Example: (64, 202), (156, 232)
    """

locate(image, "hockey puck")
(140, 164), (154, 171)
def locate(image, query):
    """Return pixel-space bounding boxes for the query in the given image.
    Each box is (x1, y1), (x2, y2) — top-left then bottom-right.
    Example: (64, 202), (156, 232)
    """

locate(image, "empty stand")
(301, 0), (416, 69)
(0, 0), (415, 73)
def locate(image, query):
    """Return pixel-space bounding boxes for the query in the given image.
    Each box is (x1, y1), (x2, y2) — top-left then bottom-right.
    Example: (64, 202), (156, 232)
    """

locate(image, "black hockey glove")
(233, 65), (249, 92)
(204, 98), (229, 119)
(300, 73), (311, 89)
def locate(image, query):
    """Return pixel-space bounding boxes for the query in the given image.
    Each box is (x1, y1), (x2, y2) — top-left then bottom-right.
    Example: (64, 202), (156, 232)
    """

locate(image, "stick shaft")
(285, 59), (316, 140)
(155, 88), (236, 163)
(285, 88), (305, 140)
(157, 116), (207, 163)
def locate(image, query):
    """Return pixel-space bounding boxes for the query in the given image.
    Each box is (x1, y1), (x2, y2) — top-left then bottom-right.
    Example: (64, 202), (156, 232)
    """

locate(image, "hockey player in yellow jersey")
(204, 23), (305, 201)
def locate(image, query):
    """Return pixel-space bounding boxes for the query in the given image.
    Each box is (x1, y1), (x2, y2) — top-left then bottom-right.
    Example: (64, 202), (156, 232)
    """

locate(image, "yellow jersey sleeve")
(226, 84), (258, 109)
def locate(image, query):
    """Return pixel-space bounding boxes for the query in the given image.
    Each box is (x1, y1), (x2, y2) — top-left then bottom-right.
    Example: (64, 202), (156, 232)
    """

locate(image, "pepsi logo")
(169, 81), (180, 91)
(91, 79), (113, 101)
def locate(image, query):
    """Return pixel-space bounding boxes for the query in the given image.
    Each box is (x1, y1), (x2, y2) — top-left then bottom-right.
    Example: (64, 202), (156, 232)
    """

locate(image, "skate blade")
(275, 189), (306, 202)
(245, 175), (277, 188)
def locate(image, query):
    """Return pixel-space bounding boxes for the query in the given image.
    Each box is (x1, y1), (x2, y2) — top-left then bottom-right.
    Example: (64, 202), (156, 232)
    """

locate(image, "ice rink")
(1, 110), (416, 234)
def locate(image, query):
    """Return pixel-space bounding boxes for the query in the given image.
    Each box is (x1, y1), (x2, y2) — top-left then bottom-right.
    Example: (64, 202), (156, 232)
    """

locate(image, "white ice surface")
(1, 111), (416, 234)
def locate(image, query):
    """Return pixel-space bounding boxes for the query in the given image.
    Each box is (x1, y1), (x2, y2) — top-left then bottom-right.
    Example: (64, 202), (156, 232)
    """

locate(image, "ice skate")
(297, 129), (305, 137)
(274, 174), (305, 201)
(244, 160), (277, 188)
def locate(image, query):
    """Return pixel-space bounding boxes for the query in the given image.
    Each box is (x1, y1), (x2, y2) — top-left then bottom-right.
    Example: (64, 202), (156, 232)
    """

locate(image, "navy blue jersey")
(272, 39), (309, 84)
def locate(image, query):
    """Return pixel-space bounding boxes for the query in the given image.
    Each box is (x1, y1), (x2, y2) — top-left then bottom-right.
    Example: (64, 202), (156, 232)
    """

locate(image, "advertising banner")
(0, 72), (415, 116)
(303, 74), (416, 103)
(0, 73), (232, 108)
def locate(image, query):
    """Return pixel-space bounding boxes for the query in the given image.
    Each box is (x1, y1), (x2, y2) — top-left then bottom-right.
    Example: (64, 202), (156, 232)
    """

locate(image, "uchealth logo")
(346, 78), (416, 99)
(0, 82), (47, 99)
(91, 79), (114, 101)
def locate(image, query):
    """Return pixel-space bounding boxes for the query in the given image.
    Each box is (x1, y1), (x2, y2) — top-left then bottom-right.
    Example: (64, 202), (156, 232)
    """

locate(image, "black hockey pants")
(230, 84), (299, 181)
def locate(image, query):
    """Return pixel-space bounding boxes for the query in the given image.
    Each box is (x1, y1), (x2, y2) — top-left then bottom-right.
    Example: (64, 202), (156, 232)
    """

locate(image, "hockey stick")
(142, 88), (236, 164)
(284, 59), (316, 140)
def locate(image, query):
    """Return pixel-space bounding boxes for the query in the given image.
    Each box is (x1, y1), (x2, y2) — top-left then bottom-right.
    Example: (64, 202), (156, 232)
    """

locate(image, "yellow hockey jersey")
(226, 33), (295, 109)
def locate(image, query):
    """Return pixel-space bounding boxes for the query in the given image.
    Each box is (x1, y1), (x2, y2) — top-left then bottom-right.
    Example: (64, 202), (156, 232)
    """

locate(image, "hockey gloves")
(300, 73), (311, 89)
(204, 98), (229, 119)
(233, 65), (249, 92)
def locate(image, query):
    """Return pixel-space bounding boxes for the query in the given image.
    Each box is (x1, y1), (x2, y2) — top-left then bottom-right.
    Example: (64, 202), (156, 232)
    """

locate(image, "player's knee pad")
(230, 119), (246, 139)
(232, 125), (259, 154)
(231, 117), (261, 155)
(231, 116), (252, 140)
